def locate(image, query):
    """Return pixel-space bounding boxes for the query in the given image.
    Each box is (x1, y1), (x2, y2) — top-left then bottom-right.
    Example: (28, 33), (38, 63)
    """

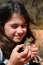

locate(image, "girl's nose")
(16, 26), (23, 34)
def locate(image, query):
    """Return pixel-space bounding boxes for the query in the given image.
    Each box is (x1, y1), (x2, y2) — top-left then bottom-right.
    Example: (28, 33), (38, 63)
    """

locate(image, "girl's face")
(4, 13), (27, 43)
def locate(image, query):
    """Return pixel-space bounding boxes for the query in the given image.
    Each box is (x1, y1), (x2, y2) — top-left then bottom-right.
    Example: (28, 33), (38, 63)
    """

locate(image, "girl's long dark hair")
(0, 0), (35, 59)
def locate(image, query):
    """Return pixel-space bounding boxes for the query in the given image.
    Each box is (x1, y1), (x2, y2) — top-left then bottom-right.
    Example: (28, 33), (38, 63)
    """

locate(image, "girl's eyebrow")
(9, 22), (27, 25)
(10, 24), (19, 26)
(22, 23), (27, 25)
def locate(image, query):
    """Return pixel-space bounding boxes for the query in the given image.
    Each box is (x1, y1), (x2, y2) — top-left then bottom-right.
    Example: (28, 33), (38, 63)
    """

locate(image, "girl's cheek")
(23, 28), (27, 33)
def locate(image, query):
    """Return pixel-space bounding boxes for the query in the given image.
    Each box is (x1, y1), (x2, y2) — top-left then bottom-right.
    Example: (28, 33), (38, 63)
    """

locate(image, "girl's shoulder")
(0, 48), (3, 63)
(0, 48), (8, 65)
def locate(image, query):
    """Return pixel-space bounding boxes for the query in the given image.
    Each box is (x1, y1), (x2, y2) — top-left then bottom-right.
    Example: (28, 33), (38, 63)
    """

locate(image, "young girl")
(0, 0), (40, 65)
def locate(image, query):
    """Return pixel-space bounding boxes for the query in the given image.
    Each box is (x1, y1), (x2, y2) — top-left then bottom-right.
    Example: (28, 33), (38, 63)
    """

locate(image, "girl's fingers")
(31, 47), (38, 52)
(14, 44), (24, 51)
(24, 54), (33, 64)
(24, 49), (32, 63)
(31, 52), (38, 55)
(24, 44), (38, 64)
(31, 44), (37, 48)
(20, 46), (29, 58)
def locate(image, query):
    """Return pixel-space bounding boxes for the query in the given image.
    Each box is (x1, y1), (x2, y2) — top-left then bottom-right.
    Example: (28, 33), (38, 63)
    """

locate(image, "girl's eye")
(10, 24), (27, 29)
(11, 24), (18, 29)
(21, 24), (27, 28)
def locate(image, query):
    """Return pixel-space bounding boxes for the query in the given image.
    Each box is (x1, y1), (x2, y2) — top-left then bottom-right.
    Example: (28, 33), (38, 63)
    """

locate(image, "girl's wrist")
(7, 59), (14, 65)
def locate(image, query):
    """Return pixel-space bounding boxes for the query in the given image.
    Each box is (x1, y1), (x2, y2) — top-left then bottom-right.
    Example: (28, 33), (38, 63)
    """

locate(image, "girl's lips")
(15, 36), (22, 38)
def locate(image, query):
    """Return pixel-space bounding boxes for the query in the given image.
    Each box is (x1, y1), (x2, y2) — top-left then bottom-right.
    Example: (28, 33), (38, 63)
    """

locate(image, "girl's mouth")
(15, 35), (23, 39)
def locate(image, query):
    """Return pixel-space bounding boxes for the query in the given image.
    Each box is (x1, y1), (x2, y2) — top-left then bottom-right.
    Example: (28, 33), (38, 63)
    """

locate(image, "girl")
(0, 0), (40, 65)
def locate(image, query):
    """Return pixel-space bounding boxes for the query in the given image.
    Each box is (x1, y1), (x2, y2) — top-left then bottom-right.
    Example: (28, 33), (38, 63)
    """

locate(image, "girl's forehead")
(7, 13), (27, 24)
(12, 13), (26, 21)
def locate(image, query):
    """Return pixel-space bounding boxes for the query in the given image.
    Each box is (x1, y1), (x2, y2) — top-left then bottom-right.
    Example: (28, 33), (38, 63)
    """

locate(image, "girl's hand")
(31, 44), (38, 58)
(7, 44), (31, 65)
(7, 44), (38, 65)
(24, 44), (38, 63)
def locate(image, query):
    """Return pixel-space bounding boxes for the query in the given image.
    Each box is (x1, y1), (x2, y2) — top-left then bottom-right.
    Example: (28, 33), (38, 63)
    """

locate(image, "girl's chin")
(12, 37), (24, 43)
(13, 39), (22, 43)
